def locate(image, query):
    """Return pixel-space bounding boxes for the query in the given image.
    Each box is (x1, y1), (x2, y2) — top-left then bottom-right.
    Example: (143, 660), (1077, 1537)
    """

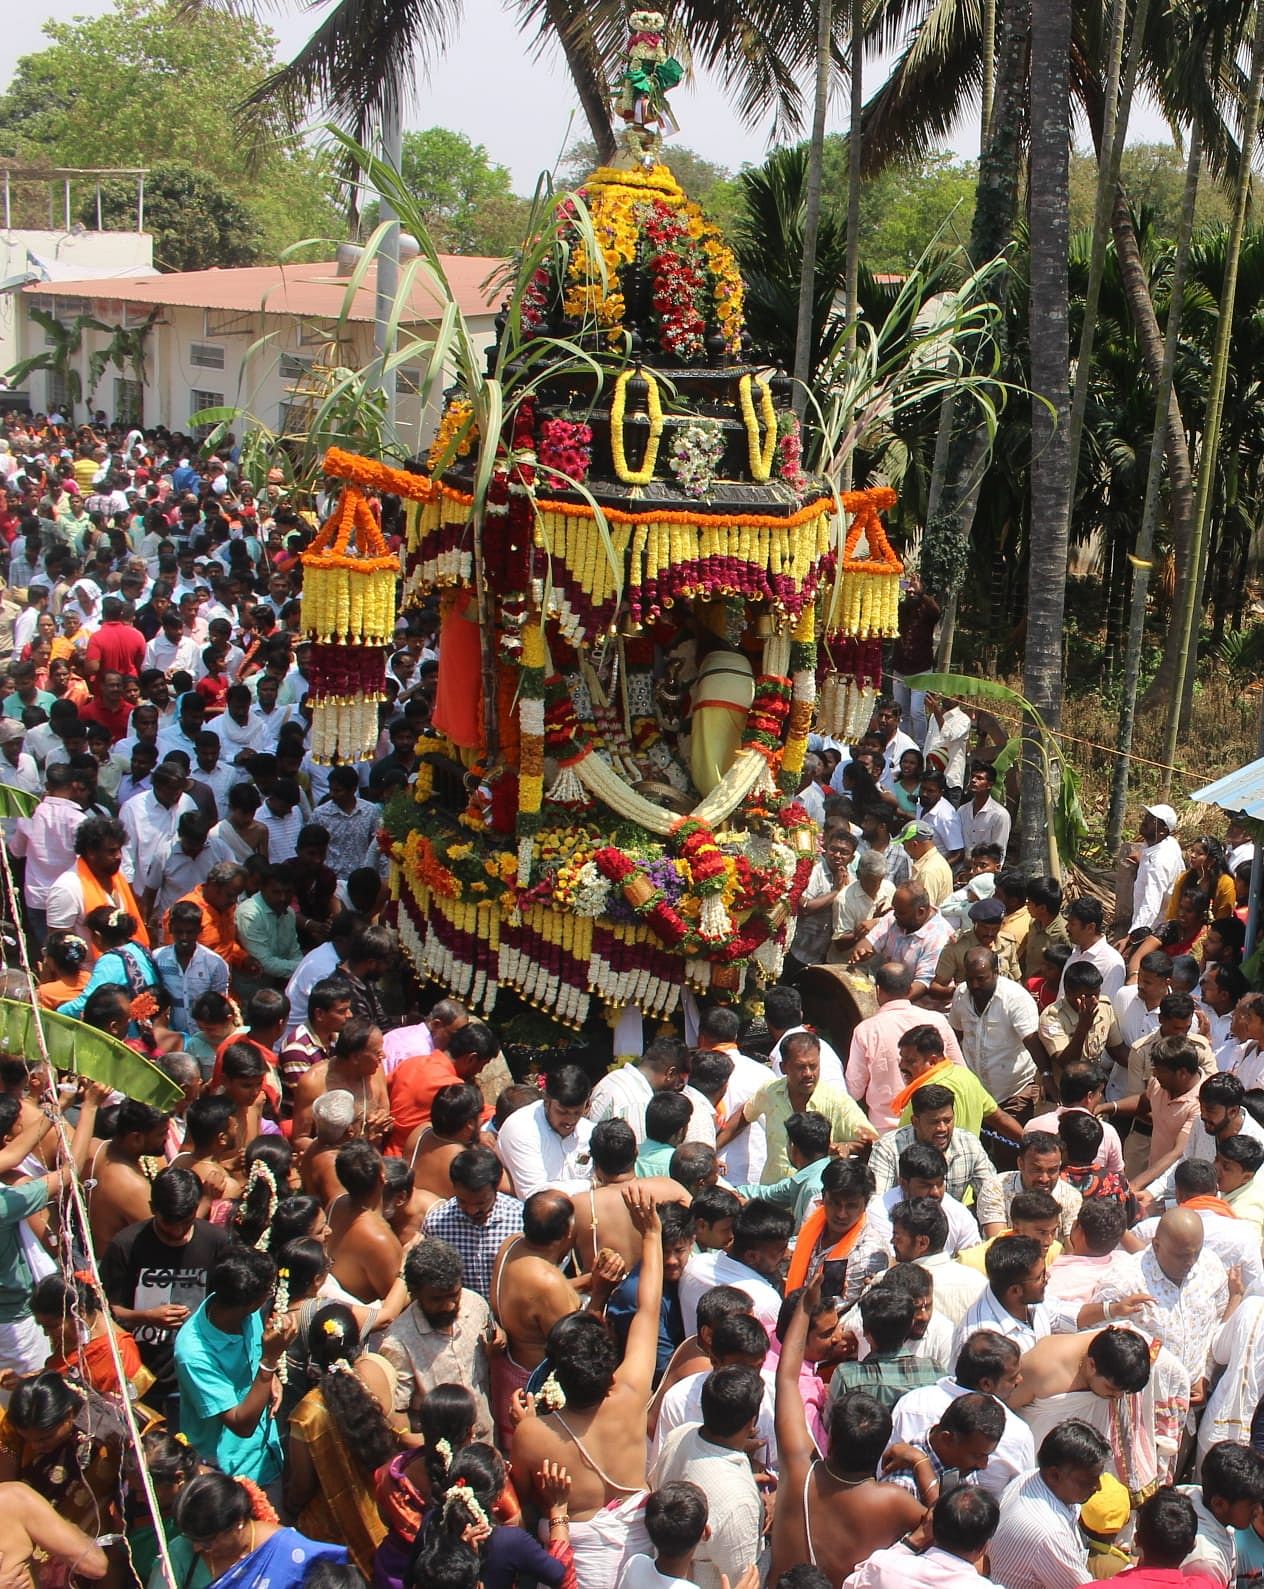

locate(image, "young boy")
(1059, 1111), (1137, 1222)
(690, 1185), (740, 1253)
(619, 1481), (710, 1589)
(637, 1092), (693, 1178)
(1027, 940), (1073, 1011)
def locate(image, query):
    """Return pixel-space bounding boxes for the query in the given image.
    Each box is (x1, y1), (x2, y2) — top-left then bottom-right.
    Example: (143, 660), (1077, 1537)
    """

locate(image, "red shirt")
(80, 696), (134, 744)
(85, 620), (147, 678)
(195, 674), (229, 714)
(387, 1051), (488, 1155)
(1075, 1570), (1207, 1588)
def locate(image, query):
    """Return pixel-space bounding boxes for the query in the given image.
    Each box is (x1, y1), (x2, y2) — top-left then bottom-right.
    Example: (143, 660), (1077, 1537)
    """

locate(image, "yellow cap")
(1080, 1472), (1130, 1534)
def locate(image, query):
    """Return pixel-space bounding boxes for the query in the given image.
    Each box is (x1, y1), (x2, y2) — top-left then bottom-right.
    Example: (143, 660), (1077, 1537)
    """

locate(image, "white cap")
(1144, 803), (1179, 832)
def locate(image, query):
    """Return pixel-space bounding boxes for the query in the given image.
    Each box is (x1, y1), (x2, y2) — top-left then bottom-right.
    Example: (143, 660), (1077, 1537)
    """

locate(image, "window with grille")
(279, 352), (312, 382)
(189, 389), (224, 436)
(188, 342), (226, 370)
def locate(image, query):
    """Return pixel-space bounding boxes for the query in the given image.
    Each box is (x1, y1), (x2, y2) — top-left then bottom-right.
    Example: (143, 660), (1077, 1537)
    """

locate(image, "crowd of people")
(0, 414), (1262, 1589)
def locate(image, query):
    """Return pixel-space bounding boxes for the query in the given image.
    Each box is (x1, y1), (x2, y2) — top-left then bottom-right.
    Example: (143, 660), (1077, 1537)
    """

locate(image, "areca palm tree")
(860, 0), (1257, 711)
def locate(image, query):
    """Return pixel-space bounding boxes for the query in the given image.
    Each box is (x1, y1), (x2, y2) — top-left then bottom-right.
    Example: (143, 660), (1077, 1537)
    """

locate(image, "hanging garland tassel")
(301, 486), (400, 762)
(611, 368), (665, 486)
(738, 374), (777, 482)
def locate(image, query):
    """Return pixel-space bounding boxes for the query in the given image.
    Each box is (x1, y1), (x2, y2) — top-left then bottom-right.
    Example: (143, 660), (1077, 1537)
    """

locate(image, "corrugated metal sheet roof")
(20, 255), (504, 323)
(1191, 755), (1264, 818)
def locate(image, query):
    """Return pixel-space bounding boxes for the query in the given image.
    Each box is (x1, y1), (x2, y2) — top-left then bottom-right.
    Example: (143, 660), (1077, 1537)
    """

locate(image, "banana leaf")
(0, 999), (181, 1109)
(0, 787), (37, 820)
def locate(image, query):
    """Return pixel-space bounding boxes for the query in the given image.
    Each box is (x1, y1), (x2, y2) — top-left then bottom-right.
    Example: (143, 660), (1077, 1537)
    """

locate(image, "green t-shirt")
(898, 1065), (998, 1137)
(0, 1179), (50, 1323)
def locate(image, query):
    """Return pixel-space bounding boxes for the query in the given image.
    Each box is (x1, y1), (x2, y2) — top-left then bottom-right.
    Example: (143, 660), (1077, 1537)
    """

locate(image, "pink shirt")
(844, 999), (965, 1131)
(11, 796), (84, 908)
(1028, 1105), (1125, 1175)
(1147, 1079), (1201, 1170)
(1044, 1251), (1120, 1311)
(382, 1020), (433, 1077)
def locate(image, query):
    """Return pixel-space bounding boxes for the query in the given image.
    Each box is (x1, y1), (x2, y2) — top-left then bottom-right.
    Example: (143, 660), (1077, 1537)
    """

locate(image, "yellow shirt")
(913, 847), (954, 907)
(744, 1078), (868, 1183)
(957, 1234), (1063, 1273)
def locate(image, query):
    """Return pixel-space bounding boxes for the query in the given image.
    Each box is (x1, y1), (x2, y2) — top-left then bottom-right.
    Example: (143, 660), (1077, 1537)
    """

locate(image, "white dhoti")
(1198, 1295), (1264, 1469)
(544, 1491), (650, 1584)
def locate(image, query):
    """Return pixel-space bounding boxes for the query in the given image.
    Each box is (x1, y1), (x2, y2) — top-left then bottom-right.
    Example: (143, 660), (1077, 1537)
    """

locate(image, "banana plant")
(906, 670), (1088, 875)
(0, 1000), (182, 1109)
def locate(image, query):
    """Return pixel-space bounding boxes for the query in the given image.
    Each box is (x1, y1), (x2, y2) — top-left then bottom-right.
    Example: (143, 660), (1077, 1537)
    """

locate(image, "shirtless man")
(771, 1277), (928, 1582)
(291, 1019), (392, 1149)
(88, 1099), (170, 1249)
(409, 1081), (482, 1198)
(384, 1158), (439, 1245)
(170, 1096), (242, 1205)
(215, 1042), (272, 1149)
(327, 1139), (404, 1303)
(570, 1119), (689, 1273)
(299, 1089), (357, 1206)
(510, 1189), (664, 1580)
(1008, 1323), (1191, 1491)
(491, 1191), (626, 1371)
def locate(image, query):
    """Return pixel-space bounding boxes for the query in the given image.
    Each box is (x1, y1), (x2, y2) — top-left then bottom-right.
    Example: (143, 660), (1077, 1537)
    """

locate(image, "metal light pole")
(374, 108), (402, 427)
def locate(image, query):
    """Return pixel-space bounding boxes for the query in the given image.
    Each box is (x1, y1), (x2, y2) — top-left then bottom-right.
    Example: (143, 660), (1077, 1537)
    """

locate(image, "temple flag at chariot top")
(306, 11), (908, 1031)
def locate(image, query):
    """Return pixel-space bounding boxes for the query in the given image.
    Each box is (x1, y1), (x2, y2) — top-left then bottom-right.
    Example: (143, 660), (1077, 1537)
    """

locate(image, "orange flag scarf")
(1182, 1194), (1237, 1220)
(889, 1057), (957, 1119)
(76, 859), (150, 953)
(786, 1205), (866, 1291)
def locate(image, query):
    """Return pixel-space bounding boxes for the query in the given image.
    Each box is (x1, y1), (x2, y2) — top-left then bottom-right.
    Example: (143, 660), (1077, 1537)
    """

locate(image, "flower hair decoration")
(537, 1373), (567, 1412)
(434, 1437), (453, 1464)
(442, 1480), (490, 1532)
(241, 1159), (279, 1249)
(272, 1266), (290, 1386)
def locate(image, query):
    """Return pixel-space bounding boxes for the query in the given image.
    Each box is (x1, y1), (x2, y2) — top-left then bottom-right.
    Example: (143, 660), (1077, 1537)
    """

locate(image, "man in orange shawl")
(43, 814), (148, 957)
(786, 1157), (883, 1296)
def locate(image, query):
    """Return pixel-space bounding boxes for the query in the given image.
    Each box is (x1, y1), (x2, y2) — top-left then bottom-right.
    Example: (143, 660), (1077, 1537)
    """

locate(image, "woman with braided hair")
(412, 1442), (578, 1589)
(285, 1302), (401, 1573)
(232, 1137), (295, 1249)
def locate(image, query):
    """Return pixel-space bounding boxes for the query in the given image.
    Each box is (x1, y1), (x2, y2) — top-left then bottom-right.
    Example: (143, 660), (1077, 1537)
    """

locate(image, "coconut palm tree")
(1020, 0), (1073, 868)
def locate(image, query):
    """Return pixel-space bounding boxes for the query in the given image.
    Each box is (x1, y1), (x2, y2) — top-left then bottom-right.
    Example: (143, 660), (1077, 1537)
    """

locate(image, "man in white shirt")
(1060, 896), (1127, 1001)
(119, 760), (196, 883)
(873, 697), (919, 793)
(495, 1064), (595, 1201)
(1226, 813), (1255, 876)
(587, 1037), (716, 1147)
(949, 949), (1044, 1111)
(9, 763), (83, 945)
(922, 692), (973, 793)
(650, 1367), (765, 1589)
(650, 1310), (775, 1469)
(988, 1421), (1109, 1589)
(1129, 1158), (1264, 1295)
(691, 1008), (769, 1183)
(144, 610), (200, 677)
(765, 983), (846, 1086)
(890, 1329), (1035, 1499)
(843, 1486), (1006, 1589)
(678, 1200), (793, 1336)
(953, 1233), (1053, 1357)
(1128, 803), (1186, 937)
(892, 1197), (986, 1325)
(1201, 963), (1247, 1062)
(956, 764), (1012, 864)
(855, 1141), (982, 1262)
(1180, 1441), (1264, 1585)
(918, 773), (964, 864)
(1143, 1069), (1264, 1203)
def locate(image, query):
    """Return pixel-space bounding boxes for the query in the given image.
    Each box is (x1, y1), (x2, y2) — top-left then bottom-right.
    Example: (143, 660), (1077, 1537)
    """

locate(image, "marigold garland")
(738, 375), (778, 482)
(611, 369), (665, 485)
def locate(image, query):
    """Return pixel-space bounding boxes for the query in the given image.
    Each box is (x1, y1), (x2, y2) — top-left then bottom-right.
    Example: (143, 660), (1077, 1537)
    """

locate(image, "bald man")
(489, 1189), (626, 1445)
(1092, 1206), (1237, 1403)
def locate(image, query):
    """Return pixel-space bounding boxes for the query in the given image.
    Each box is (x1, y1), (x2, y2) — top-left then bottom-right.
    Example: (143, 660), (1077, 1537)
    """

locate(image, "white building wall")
(0, 229), (154, 389)
(10, 288), (492, 454)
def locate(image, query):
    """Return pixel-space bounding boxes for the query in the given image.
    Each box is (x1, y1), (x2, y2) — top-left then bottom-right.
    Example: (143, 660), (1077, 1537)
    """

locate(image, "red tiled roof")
(20, 255), (505, 323)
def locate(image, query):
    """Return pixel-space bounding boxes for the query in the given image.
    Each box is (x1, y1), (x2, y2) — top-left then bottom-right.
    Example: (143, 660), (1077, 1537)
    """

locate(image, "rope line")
(0, 839), (178, 1589)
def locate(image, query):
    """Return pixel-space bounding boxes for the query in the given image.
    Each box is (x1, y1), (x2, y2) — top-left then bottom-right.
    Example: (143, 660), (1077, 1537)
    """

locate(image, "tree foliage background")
(0, 0), (342, 264)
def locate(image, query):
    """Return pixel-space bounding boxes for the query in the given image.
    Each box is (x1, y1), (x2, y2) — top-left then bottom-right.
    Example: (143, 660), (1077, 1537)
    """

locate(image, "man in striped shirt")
(988, 1419), (1109, 1589)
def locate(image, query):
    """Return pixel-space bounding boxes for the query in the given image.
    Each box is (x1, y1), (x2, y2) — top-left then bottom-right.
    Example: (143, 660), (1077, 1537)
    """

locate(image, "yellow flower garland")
(738, 374), (777, 482)
(611, 369), (664, 486)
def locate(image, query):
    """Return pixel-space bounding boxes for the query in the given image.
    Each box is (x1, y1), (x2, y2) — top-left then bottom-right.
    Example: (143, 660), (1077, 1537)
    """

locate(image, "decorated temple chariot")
(304, 14), (904, 1033)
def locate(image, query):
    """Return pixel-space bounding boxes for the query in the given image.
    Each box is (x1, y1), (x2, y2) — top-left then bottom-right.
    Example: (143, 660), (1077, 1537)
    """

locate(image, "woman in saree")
(29, 1273), (148, 1401)
(174, 1470), (347, 1589)
(0, 1372), (128, 1584)
(285, 1302), (401, 1574)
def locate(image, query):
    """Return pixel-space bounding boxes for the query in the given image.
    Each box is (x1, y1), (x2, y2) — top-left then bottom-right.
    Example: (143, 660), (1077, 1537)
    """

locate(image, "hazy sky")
(5, 0), (1175, 191)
